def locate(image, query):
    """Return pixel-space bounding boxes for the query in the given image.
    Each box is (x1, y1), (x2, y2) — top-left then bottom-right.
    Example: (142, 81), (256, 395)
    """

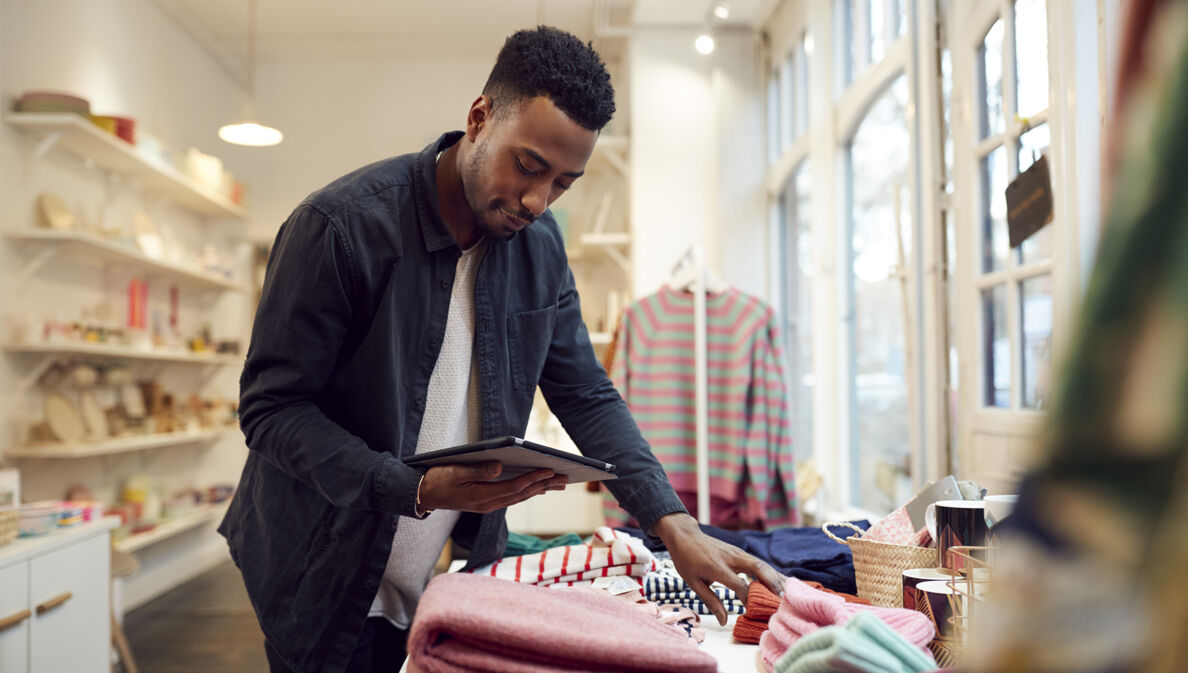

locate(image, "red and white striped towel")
(467, 527), (658, 589)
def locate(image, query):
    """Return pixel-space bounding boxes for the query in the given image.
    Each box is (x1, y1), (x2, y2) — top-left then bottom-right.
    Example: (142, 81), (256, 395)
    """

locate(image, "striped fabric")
(464, 527), (657, 590)
(604, 285), (799, 528)
(643, 560), (746, 616)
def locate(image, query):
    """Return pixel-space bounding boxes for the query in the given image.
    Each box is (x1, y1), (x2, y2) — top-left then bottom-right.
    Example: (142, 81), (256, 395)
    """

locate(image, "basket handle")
(821, 521), (864, 545)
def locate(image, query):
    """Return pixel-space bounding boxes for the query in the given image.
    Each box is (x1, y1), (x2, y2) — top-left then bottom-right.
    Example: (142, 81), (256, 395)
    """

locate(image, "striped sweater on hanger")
(604, 285), (799, 528)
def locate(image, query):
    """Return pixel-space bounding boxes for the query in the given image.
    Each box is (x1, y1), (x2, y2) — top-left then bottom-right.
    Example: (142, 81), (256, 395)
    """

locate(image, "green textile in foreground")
(503, 531), (583, 557)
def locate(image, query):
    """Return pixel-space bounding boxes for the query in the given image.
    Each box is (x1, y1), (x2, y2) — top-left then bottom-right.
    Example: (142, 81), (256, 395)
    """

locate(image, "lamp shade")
(218, 121), (283, 147)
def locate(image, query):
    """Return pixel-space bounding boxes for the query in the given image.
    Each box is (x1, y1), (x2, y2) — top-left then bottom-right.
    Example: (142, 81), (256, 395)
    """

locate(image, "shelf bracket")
(15, 245), (59, 287)
(597, 149), (630, 179)
(32, 132), (62, 162)
(603, 245), (631, 276)
(14, 354), (56, 394)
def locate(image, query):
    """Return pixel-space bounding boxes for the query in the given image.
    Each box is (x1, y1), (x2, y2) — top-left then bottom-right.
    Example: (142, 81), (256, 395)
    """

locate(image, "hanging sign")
(1005, 154), (1054, 249)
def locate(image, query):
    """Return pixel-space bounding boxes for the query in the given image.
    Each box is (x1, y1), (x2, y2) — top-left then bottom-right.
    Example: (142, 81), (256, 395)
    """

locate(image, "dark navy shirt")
(220, 131), (686, 672)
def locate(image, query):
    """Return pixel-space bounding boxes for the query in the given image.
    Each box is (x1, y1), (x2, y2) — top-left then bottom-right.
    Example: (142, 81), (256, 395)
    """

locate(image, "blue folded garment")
(773, 612), (937, 673)
(617, 522), (870, 594)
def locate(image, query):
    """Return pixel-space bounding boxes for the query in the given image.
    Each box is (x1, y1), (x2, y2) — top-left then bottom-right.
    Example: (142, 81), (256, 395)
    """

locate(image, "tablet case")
(403, 436), (618, 484)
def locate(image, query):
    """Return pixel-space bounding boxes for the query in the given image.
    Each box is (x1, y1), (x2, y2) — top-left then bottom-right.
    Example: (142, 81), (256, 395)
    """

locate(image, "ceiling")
(150, 0), (778, 85)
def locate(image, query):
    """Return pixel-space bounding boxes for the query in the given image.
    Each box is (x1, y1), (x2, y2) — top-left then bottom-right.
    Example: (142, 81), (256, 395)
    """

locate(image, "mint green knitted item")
(772, 613), (937, 673)
(504, 531), (583, 557)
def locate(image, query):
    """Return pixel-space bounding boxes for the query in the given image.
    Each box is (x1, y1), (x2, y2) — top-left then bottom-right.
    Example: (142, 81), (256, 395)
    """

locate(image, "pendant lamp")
(219, 0), (283, 146)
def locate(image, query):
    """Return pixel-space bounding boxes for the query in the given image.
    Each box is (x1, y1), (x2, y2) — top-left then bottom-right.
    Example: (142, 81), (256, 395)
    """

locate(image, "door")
(28, 533), (110, 673)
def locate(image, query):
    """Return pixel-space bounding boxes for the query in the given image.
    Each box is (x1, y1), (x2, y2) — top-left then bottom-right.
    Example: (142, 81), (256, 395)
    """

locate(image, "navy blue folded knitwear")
(615, 521), (871, 594)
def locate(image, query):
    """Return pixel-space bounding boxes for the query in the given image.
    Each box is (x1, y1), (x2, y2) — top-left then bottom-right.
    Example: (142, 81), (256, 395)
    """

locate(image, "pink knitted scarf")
(408, 573), (718, 673)
(758, 577), (935, 671)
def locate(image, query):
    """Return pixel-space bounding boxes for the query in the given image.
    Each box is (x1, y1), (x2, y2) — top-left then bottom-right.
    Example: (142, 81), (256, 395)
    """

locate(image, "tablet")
(403, 436), (617, 484)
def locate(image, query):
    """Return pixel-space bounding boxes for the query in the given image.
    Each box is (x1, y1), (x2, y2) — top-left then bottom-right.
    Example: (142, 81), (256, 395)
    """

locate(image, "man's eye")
(516, 158), (538, 176)
(554, 181), (571, 192)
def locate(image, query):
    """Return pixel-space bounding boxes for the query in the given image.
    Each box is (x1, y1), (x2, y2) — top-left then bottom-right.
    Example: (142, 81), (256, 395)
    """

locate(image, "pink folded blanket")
(759, 577), (935, 671)
(408, 573), (718, 673)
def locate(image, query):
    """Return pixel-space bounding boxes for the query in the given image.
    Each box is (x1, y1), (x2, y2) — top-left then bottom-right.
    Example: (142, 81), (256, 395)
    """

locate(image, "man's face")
(461, 96), (598, 241)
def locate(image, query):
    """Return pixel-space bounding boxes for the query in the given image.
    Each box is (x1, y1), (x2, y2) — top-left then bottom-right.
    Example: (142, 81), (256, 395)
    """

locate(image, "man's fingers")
(462, 462), (502, 481)
(686, 576), (727, 626)
(753, 562), (786, 598)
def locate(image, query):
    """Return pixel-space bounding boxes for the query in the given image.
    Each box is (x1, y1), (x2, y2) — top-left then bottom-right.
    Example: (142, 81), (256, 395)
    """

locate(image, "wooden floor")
(124, 561), (269, 673)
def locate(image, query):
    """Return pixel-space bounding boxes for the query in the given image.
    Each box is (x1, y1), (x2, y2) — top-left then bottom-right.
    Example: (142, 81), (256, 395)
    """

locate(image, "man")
(222, 25), (785, 673)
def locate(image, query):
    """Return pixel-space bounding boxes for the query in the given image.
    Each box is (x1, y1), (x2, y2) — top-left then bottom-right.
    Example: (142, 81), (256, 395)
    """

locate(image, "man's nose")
(521, 180), (551, 219)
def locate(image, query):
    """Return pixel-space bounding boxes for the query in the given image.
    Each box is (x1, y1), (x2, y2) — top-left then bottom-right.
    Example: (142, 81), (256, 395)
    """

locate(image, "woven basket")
(0, 508), (17, 547)
(823, 521), (936, 608)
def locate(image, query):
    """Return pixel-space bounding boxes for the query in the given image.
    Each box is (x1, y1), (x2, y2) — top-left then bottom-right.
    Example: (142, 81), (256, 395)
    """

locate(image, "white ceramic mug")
(983, 494), (1018, 528)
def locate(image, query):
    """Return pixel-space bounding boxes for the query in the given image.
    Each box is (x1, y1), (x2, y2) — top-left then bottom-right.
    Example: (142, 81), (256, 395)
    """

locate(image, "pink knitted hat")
(758, 577), (935, 671)
(408, 573), (718, 673)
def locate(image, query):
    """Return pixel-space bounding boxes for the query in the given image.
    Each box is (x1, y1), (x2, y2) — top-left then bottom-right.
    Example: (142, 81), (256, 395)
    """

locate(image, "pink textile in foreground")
(758, 577), (935, 672)
(408, 573), (718, 673)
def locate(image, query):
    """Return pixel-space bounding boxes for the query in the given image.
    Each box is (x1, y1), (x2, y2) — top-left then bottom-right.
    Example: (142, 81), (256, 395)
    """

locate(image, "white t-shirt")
(368, 240), (485, 628)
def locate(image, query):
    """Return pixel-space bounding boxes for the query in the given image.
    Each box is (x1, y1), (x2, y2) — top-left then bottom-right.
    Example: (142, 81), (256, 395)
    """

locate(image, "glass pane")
(1021, 274), (1053, 409)
(1018, 122), (1050, 171)
(944, 210), (959, 454)
(780, 53), (794, 150)
(981, 146), (1009, 273)
(1014, 0), (1049, 118)
(980, 19), (1005, 139)
(897, 0), (907, 37)
(788, 163), (814, 461)
(796, 35), (811, 136)
(842, 0), (856, 86)
(870, 0), (885, 64)
(767, 74), (779, 165)
(942, 48), (954, 193)
(1019, 124), (1053, 264)
(982, 285), (1010, 408)
(848, 76), (912, 512)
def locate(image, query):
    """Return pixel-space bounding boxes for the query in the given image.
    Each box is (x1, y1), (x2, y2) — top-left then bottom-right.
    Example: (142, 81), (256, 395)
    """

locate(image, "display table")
(398, 604), (759, 672)
(701, 614), (761, 672)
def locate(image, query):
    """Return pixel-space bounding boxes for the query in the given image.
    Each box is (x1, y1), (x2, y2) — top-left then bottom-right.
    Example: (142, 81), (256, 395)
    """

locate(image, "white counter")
(0, 517), (118, 568)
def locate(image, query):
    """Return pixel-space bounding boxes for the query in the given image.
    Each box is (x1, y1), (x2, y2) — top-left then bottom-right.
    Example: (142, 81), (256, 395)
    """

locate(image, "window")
(778, 163), (814, 462)
(847, 76), (913, 512)
(842, 0), (910, 85)
(973, 0), (1053, 411)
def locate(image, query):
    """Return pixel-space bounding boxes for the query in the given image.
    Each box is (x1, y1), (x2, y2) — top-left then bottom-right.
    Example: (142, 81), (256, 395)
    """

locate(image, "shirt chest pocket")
(507, 304), (558, 393)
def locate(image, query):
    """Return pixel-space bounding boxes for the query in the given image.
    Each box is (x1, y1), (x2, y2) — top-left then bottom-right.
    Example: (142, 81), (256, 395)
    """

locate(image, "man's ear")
(466, 95), (492, 141)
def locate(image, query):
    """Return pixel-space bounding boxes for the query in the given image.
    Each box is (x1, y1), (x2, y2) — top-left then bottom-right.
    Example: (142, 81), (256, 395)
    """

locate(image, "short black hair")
(483, 26), (616, 131)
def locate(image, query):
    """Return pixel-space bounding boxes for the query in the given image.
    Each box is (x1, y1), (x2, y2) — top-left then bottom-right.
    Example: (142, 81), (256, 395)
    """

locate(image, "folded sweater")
(407, 573), (717, 673)
(759, 578), (934, 671)
(772, 612), (937, 673)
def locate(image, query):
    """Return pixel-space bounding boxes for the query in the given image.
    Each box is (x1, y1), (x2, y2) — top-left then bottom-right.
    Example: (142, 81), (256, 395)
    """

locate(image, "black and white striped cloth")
(642, 559), (747, 616)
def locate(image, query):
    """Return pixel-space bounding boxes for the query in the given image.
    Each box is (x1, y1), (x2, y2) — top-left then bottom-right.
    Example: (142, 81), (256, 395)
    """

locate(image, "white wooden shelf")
(6, 113), (246, 219)
(4, 229), (245, 291)
(589, 331), (613, 345)
(4, 426), (240, 459)
(3, 342), (241, 365)
(579, 232), (631, 246)
(114, 504), (220, 553)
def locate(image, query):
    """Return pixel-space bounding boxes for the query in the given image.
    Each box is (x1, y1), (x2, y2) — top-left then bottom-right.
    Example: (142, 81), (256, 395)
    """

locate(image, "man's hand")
(652, 512), (785, 626)
(417, 462), (568, 514)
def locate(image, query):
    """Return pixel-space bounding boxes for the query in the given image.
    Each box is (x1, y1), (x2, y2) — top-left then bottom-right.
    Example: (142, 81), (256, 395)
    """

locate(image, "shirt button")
(364, 579), (376, 590)
(439, 279), (449, 289)
(389, 519), (398, 531)
(415, 395), (425, 407)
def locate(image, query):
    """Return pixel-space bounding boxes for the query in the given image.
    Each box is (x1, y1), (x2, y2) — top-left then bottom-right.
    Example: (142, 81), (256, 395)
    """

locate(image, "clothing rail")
(670, 244), (710, 525)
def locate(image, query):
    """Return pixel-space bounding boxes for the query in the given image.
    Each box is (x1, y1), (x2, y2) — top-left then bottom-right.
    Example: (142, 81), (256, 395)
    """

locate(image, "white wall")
(238, 54), (494, 242)
(0, 0), (252, 609)
(629, 29), (769, 301)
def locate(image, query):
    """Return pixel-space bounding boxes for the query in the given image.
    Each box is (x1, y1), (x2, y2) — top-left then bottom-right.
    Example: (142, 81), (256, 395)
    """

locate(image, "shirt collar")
(414, 131), (466, 253)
